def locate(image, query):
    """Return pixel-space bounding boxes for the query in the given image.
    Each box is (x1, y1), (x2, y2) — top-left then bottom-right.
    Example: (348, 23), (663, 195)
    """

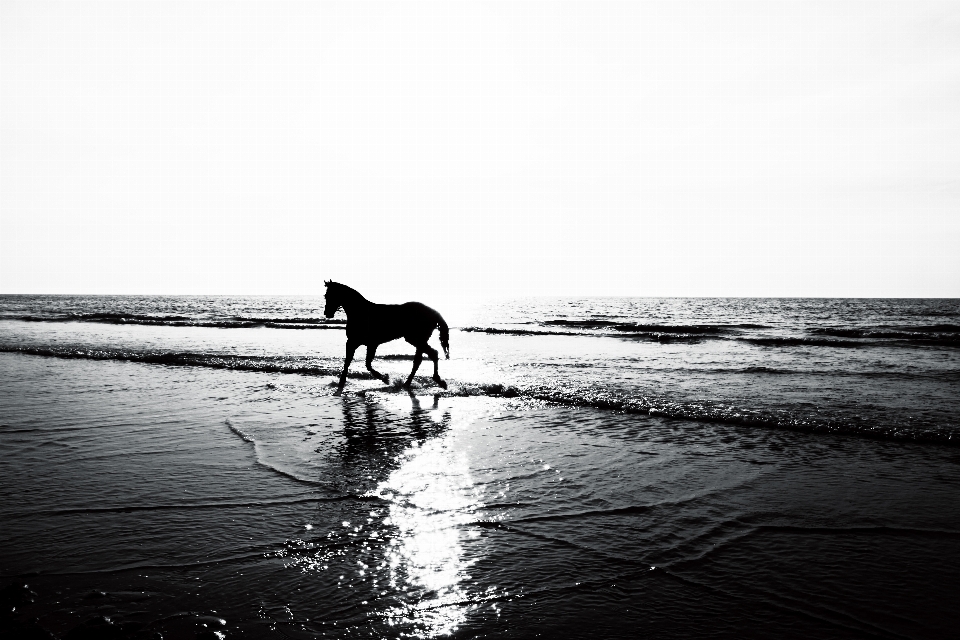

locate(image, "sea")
(1, 295), (959, 639)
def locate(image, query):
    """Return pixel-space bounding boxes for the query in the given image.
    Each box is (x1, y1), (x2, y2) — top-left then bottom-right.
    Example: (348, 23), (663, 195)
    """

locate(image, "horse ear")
(324, 280), (331, 287)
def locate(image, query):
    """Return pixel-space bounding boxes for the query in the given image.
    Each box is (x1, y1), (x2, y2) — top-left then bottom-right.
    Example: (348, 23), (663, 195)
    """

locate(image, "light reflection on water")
(372, 404), (484, 636)
(279, 395), (493, 638)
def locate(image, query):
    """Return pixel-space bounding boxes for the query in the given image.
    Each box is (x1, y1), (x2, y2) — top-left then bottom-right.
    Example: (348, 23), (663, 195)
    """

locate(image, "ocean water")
(1, 295), (959, 639)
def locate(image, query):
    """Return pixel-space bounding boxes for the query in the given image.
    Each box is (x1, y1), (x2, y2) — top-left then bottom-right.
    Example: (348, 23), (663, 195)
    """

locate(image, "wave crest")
(4, 344), (957, 446)
(6, 313), (347, 329)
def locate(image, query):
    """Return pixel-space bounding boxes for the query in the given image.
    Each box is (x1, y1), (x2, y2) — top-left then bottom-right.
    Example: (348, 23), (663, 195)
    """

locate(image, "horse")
(323, 281), (450, 395)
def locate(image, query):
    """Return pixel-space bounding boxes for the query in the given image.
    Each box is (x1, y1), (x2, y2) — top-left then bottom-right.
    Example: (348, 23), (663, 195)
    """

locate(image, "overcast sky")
(1, 1), (958, 301)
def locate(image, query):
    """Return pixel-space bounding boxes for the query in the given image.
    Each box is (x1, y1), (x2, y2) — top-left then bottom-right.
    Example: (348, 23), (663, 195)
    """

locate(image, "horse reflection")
(335, 392), (450, 479)
(308, 393), (478, 638)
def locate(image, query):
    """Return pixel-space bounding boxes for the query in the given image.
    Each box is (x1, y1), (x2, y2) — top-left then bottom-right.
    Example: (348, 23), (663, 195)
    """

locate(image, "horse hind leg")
(365, 345), (389, 384)
(422, 344), (447, 390)
(404, 350), (423, 389)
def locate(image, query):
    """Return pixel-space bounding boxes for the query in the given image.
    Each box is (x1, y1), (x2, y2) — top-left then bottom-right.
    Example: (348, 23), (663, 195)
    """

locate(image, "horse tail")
(437, 314), (450, 359)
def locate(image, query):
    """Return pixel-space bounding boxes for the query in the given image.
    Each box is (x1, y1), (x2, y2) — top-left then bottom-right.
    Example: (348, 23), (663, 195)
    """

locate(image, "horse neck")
(336, 286), (370, 316)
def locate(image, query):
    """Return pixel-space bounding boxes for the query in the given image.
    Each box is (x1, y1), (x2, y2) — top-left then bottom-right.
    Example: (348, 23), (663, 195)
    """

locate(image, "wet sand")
(2, 352), (960, 639)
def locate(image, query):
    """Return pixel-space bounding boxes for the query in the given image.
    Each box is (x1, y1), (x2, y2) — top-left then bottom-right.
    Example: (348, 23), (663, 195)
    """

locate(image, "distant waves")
(462, 323), (960, 348)
(6, 311), (960, 348)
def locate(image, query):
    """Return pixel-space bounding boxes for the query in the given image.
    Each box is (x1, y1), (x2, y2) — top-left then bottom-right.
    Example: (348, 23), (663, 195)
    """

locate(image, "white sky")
(1, 1), (958, 302)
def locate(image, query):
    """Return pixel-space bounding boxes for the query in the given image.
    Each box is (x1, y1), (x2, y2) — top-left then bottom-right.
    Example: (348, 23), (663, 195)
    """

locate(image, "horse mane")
(325, 281), (367, 303)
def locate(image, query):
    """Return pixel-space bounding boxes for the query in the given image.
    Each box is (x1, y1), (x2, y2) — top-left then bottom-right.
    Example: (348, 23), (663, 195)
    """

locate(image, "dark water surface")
(2, 296), (960, 638)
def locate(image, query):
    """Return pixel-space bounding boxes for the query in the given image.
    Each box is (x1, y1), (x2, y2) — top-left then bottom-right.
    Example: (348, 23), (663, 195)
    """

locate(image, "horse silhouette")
(324, 281), (450, 395)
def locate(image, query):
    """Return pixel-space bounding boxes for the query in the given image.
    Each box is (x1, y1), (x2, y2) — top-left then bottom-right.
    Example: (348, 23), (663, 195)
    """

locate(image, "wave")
(14, 312), (192, 324)
(742, 337), (867, 348)
(262, 322), (346, 330)
(542, 320), (769, 330)
(462, 327), (853, 346)
(541, 319), (622, 328)
(0, 345), (379, 380)
(744, 332), (960, 349)
(739, 366), (794, 374)
(225, 419), (256, 443)
(464, 325), (960, 348)
(901, 309), (960, 318)
(885, 323), (960, 333)
(4, 344), (957, 446)
(6, 311), (956, 347)
(460, 326), (711, 343)
(458, 385), (959, 446)
(461, 327), (583, 337)
(729, 366), (960, 381)
(618, 333), (709, 344)
(243, 317), (345, 325)
(810, 325), (960, 346)
(9, 496), (333, 518)
(541, 320), (771, 335)
(8, 312), (958, 349)
(612, 323), (758, 334)
(5, 313), (347, 330)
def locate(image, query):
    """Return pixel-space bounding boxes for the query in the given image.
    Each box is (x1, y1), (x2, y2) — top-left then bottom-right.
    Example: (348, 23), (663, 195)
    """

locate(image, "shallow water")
(2, 296), (960, 638)
(2, 295), (959, 443)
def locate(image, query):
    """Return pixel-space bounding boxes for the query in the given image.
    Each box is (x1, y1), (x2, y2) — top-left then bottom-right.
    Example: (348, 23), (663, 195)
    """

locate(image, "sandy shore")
(2, 352), (959, 639)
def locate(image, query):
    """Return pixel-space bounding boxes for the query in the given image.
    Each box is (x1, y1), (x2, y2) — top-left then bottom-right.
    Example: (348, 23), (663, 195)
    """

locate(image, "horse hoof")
(435, 378), (448, 390)
(333, 390), (343, 397)
(382, 374), (390, 384)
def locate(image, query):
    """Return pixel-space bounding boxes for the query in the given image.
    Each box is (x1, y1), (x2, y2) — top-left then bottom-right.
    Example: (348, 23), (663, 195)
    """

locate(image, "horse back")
(346, 301), (440, 345)
(398, 301), (441, 318)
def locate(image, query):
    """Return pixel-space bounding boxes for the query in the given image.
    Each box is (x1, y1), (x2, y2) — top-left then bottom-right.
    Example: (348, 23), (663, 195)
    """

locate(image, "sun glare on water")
(373, 422), (484, 636)
(278, 397), (497, 637)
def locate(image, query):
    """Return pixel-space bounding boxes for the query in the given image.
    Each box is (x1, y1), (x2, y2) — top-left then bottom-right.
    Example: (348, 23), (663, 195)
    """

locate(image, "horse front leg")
(336, 341), (359, 395)
(404, 350), (423, 389)
(365, 344), (389, 384)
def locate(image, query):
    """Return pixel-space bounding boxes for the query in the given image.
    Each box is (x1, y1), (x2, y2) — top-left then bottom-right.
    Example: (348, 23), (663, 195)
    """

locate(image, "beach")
(5, 1), (960, 636)
(2, 296), (960, 638)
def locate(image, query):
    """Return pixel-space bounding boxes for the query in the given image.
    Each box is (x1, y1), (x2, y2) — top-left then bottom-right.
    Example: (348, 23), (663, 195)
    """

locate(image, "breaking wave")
(544, 320), (769, 333)
(0, 344), (378, 381)
(4, 343), (957, 447)
(463, 325), (959, 348)
(461, 327), (583, 337)
(741, 337), (867, 348)
(5, 313), (346, 329)
(449, 384), (959, 446)
(809, 325), (960, 347)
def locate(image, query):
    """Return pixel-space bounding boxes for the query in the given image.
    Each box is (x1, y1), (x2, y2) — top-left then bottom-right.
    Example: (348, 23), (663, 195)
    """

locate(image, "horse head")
(323, 281), (341, 318)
